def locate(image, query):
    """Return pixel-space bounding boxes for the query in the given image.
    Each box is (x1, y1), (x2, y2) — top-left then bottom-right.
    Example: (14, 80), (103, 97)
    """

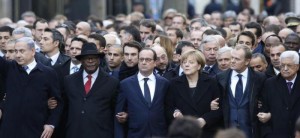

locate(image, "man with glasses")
(152, 45), (175, 76)
(115, 48), (170, 138)
(261, 51), (300, 138)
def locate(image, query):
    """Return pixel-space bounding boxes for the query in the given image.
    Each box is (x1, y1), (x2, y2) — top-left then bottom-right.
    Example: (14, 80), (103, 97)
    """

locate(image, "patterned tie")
(287, 82), (293, 94)
(235, 74), (243, 103)
(84, 75), (92, 94)
(71, 66), (79, 74)
(144, 78), (151, 107)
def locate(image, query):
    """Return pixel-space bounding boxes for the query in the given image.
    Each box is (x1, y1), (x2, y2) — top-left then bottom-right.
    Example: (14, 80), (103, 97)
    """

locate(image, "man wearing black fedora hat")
(63, 42), (119, 138)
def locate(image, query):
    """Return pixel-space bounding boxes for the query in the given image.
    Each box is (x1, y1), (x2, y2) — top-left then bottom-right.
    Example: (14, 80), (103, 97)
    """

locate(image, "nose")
(110, 55), (114, 59)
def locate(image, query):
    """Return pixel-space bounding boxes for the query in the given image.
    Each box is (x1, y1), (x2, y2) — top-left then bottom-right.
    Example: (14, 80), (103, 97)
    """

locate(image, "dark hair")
(71, 37), (88, 44)
(285, 33), (300, 45)
(245, 22), (262, 37)
(33, 18), (48, 29)
(216, 27), (227, 38)
(237, 31), (256, 46)
(139, 19), (156, 33)
(88, 34), (106, 47)
(44, 28), (65, 52)
(123, 25), (142, 43)
(202, 29), (221, 37)
(167, 27), (184, 39)
(123, 41), (142, 53)
(140, 48), (157, 61)
(230, 22), (243, 30)
(176, 41), (195, 55)
(252, 53), (268, 64)
(0, 26), (13, 35)
(168, 116), (202, 138)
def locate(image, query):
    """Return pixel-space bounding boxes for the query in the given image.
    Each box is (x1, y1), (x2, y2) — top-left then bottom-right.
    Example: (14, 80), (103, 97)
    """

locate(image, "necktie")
(84, 75), (92, 94)
(23, 66), (29, 73)
(235, 74), (243, 103)
(144, 78), (151, 107)
(204, 66), (211, 72)
(287, 82), (293, 94)
(71, 66), (79, 74)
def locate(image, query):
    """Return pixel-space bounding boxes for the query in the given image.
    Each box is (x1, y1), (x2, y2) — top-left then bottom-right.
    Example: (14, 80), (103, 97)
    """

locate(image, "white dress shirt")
(179, 66), (184, 76)
(83, 68), (99, 88)
(286, 74), (297, 89)
(138, 72), (156, 101)
(273, 67), (280, 75)
(24, 59), (37, 74)
(70, 62), (81, 74)
(46, 52), (60, 66)
(230, 68), (248, 97)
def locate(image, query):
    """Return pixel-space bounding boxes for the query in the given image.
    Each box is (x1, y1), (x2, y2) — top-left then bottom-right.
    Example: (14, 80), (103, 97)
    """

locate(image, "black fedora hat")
(75, 42), (101, 60)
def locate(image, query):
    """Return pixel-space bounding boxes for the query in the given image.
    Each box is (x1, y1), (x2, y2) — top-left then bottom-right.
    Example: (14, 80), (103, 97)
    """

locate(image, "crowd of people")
(0, 6), (300, 138)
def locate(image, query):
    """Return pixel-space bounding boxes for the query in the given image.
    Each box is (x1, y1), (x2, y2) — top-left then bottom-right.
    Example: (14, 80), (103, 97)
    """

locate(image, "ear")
(54, 40), (59, 48)
(245, 58), (251, 66)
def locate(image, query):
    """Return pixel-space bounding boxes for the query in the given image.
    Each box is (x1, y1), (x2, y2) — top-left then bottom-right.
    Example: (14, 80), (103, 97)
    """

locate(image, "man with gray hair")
(200, 35), (221, 77)
(12, 27), (33, 39)
(189, 18), (209, 32)
(261, 51), (300, 138)
(223, 10), (237, 27)
(217, 46), (232, 71)
(0, 37), (63, 138)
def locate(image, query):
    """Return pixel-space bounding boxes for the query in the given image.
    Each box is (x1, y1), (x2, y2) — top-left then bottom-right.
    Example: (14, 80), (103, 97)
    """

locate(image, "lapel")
(193, 73), (210, 103)
(289, 74), (300, 108)
(176, 75), (199, 112)
(151, 74), (162, 107)
(73, 70), (86, 97)
(85, 69), (107, 97)
(277, 75), (289, 106)
(132, 75), (150, 107)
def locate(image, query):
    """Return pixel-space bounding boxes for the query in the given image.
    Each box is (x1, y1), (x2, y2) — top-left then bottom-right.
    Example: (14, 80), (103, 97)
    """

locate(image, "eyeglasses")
(139, 58), (154, 63)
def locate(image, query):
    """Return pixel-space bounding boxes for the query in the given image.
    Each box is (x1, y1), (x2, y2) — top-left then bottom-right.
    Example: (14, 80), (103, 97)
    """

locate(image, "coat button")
(81, 110), (85, 114)
(286, 107), (289, 110)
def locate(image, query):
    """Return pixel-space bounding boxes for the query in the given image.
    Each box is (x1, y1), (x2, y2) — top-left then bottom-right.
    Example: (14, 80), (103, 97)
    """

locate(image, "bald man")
(278, 28), (294, 43)
(75, 21), (91, 36)
(152, 45), (175, 76)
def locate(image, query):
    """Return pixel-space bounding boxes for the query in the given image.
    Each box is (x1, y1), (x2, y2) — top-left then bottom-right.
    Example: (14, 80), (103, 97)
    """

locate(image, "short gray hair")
(280, 51), (299, 64)
(199, 35), (220, 51)
(218, 46), (232, 56)
(190, 18), (208, 28)
(13, 27), (32, 37)
(16, 37), (35, 49)
(223, 10), (237, 20)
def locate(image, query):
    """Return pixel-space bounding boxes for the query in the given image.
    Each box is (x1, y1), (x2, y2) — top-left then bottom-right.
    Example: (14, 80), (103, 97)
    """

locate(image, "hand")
(210, 98), (219, 110)
(41, 125), (54, 138)
(116, 112), (128, 123)
(48, 97), (57, 109)
(173, 110), (183, 118)
(197, 118), (206, 128)
(257, 112), (271, 123)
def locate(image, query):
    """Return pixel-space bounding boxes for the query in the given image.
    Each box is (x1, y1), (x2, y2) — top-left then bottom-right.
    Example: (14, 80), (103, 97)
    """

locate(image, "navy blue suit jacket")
(0, 57), (63, 137)
(115, 73), (170, 138)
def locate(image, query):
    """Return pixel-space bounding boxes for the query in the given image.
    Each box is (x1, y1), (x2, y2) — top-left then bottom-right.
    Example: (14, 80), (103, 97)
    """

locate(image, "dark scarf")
(118, 62), (139, 81)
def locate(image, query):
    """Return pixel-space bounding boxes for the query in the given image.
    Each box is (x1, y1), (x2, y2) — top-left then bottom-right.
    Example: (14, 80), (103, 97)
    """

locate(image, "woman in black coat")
(166, 50), (223, 138)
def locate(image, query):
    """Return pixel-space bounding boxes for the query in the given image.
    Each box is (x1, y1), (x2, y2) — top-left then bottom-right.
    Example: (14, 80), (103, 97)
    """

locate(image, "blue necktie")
(235, 74), (243, 103)
(204, 66), (211, 72)
(23, 66), (29, 73)
(287, 82), (293, 94)
(144, 78), (151, 107)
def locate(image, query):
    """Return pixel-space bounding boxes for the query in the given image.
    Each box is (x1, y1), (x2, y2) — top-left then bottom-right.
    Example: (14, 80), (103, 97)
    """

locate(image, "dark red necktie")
(84, 75), (92, 94)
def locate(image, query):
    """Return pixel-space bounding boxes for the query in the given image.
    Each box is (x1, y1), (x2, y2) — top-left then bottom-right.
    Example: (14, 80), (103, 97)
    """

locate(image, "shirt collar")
(26, 59), (37, 71)
(83, 68), (99, 79)
(138, 72), (155, 82)
(273, 67), (280, 75)
(70, 61), (81, 69)
(46, 52), (60, 65)
(286, 74), (297, 84)
(232, 68), (248, 78)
